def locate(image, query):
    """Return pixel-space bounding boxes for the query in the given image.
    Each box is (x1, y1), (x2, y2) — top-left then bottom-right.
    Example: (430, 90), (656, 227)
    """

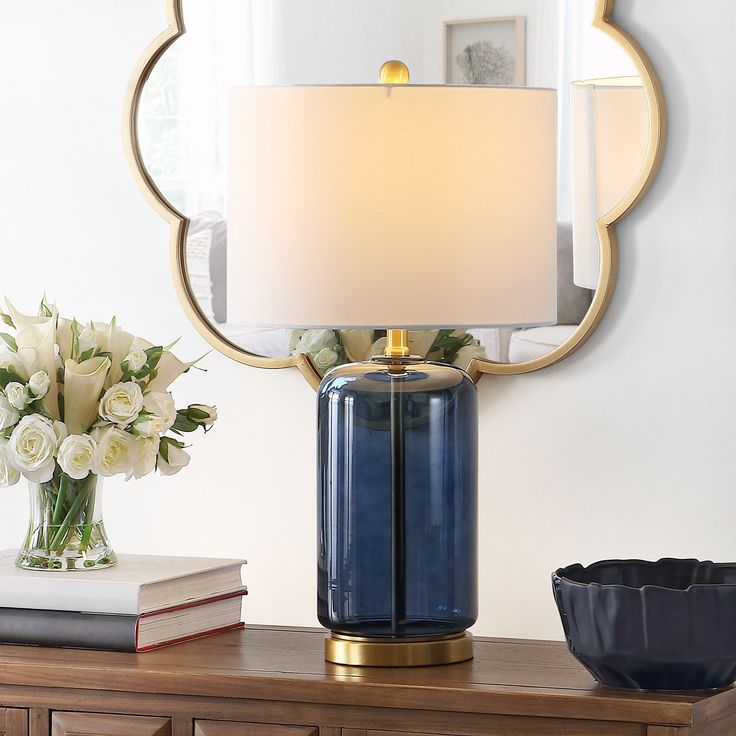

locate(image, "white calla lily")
(4, 299), (48, 330)
(146, 350), (201, 392)
(96, 322), (134, 389)
(340, 330), (374, 362)
(408, 330), (440, 358)
(55, 318), (73, 362)
(63, 356), (111, 435)
(16, 318), (59, 420)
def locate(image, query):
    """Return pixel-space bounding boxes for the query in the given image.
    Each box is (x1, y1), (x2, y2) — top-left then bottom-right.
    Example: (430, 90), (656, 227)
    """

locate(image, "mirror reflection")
(138, 0), (647, 376)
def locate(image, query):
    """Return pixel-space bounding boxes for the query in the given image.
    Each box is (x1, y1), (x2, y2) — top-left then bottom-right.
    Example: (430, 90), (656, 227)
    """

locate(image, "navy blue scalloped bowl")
(553, 558), (736, 691)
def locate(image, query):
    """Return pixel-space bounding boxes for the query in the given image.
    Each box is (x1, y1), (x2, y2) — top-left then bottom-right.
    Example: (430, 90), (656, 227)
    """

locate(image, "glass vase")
(16, 473), (117, 571)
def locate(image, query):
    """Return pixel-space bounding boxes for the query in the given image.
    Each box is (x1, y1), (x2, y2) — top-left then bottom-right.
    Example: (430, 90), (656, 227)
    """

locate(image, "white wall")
(1, 0), (735, 641)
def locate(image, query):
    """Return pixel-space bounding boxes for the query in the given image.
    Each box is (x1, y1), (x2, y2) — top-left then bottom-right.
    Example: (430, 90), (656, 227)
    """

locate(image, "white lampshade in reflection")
(570, 77), (649, 289)
(227, 85), (558, 329)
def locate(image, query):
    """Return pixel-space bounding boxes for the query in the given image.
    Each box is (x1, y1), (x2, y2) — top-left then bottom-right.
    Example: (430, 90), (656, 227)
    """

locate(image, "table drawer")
(194, 725), (317, 736)
(51, 712), (171, 736)
(0, 709), (27, 736)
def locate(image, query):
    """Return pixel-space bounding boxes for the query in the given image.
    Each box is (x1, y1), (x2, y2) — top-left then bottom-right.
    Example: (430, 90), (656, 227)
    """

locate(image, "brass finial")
(379, 60), (410, 85)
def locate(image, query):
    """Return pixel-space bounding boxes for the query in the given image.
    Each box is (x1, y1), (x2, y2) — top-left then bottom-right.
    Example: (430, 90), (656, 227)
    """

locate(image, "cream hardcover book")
(0, 550), (246, 615)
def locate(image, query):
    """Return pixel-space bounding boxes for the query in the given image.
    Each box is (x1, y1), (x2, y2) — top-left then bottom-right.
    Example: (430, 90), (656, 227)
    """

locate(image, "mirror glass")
(138, 0), (647, 376)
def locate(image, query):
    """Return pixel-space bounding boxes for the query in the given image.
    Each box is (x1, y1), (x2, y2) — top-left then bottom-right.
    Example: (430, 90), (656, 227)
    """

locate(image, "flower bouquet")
(289, 328), (488, 376)
(0, 298), (217, 571)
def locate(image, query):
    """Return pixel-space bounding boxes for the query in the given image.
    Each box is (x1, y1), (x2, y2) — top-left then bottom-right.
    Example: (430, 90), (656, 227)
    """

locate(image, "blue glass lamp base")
(318, 358), (479, 666)
(325, 631), (474, 667)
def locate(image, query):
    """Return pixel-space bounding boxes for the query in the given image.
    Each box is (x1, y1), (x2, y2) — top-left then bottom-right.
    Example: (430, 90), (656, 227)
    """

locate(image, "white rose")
(188, 404), (217, 427)
(99, 382), (144, 426)
(314, 347), (340, 372)
(158, 443), (191, 476)
(5, 382), (29, 410)
(92, 426), (135, 477)
(57, 434), (97, 480)
(53, 420), (68, 449)
(453, 343), (487, 369)
(0, 438), (20, 488)
(292, 329), (338, 356)
(127, 436), (160, 480)
(0, 345), (28, 381)
(132, 392), (176, 437)
(123, 348), (147, 373)
(8, 415), (57, 483)
(28, 370), (51, 399)
(0, 394), (20, 430)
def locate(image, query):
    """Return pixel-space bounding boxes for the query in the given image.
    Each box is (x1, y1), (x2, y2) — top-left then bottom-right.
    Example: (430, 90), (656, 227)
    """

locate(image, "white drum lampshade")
(227, 84), (558, 330)
(570, 77), (649, 289)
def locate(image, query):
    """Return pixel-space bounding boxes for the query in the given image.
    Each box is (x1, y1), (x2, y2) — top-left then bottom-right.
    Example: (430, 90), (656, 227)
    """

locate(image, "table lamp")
(227, 62), (557, 666)
(570, 77), (649, 288)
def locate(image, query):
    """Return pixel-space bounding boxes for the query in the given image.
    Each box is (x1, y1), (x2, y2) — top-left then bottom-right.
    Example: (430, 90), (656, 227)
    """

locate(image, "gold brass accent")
(385, 329), (410, 358)
(325, 631), (473, 667)
(379, 60), (410, 85)
(124, 0), (665, 391)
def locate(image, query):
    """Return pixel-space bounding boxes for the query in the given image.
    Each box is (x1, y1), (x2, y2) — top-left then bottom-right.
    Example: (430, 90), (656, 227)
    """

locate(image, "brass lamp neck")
(385, 329), (410, 358)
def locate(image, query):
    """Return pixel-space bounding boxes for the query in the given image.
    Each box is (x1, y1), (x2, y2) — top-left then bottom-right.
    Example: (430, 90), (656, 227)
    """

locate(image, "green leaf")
(79, 348), (96, 362)
(70, 319), (81, 362)
(0, 368), (22, 390)
(187, 406), (210, 421)
(159, 439), (170, 463)
(58, 392), (65, 419)
(0, 333), (17, 352)
(172, 414), (199, 433)
(145, 346), (164, 362)
(27, 398), (51, 419)
(158, 435), (185, 463)
(0, 313), (15, 329)
(39, 296), (53, 318)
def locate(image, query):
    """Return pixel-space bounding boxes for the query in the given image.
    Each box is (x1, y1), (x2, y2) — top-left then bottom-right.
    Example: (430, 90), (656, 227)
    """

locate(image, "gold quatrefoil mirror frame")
(123, 0), (665, 391)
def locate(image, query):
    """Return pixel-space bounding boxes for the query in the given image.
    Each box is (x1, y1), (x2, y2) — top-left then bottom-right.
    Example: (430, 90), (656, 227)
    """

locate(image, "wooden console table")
(0, 626), (733, 736)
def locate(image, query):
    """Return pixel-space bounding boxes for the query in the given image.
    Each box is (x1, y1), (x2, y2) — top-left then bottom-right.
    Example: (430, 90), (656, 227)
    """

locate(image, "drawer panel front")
(51, 712), (171, 736)
(343, 724), (644, 736)
(0, 709), (27, 736)
(195, 724), (318, 736)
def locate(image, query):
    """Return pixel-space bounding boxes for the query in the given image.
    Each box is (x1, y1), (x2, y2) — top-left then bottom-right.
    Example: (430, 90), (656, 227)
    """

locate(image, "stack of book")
(0, 550), (246, 652)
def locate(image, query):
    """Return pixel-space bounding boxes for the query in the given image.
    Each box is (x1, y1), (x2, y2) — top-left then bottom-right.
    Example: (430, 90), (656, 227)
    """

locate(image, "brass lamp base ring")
(325, 631), (473, 667)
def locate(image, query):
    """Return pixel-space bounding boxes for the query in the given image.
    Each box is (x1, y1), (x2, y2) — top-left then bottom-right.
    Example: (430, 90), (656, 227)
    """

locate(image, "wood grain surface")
(0, 627), (732, 731)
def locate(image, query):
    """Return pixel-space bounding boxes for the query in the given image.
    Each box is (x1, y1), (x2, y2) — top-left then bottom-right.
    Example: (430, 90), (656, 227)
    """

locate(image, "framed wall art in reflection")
(444, 17), (526, 86)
